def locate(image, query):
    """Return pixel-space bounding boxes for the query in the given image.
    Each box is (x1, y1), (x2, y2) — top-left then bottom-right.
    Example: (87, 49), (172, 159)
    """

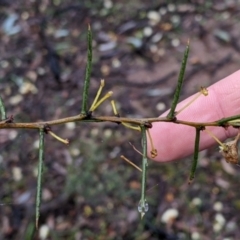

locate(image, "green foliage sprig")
(81, 24), (93, 115)
(36, 128), (45, 228)
(167, 40), (189, 120)
(0, 26), (240, 226)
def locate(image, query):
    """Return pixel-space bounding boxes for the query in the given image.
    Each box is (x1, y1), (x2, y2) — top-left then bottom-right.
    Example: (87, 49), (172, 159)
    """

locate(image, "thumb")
(149, 70), (240, 162)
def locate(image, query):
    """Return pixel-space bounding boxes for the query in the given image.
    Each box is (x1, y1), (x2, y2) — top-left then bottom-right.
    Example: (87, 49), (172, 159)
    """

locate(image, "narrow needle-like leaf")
(176, 92), (201, 115)
(139, 126), (148, 218)
(120, 155), (142, 172)
(122, 122), (141, 131)
(129, 142), (143, 156)
(81, 24), (93, 115)
(167, 41), (190, 119)
(189, 127), (200, 184)
(205, 128), (225, 149)
(36, 128), (45, 229)
(0, 96), (6, 120)
(217, 115), (240, 126)
(146, 129), (157, 158)
(110, 100), (118, 115)
(48, 131), (69, 145)
(90, 91), (113, 111)
(89, 79), (105, 112)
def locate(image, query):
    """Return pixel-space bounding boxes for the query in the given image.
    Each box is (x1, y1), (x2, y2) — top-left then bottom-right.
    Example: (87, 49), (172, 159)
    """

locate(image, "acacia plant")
(0, 25), (240, 228)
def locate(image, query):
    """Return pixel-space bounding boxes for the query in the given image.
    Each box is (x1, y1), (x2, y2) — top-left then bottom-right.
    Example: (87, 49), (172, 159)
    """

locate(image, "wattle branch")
(0, 115), (239, 130)
(1, 25), (240, 227)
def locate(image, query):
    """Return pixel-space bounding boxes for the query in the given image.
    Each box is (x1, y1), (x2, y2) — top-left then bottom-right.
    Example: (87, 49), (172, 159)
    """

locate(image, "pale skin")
(149, 70), (240, 162)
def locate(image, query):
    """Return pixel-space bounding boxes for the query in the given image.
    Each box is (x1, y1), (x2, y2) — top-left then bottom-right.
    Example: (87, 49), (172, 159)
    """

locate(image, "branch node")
(5, 115), (14, 123)
(43, 124), (51, 134)
(143, 122), (152, 128)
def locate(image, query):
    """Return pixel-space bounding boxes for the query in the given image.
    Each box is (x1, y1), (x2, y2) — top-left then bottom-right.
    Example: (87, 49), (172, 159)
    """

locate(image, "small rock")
(213, 201), (223, 212)
(9, 94), (23, 105)
(12, 166), (22, 181)
(161, 208), (179, 224)
(213, 213), (226, 232)
(214, 29), (231, 43)
(39, 225), (50, 240)
(147, 11), (161, 22)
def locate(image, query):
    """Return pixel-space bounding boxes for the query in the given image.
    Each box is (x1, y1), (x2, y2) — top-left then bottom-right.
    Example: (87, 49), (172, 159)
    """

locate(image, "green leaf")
(81, 24), (93, 115)
(217, 115), (240, 126)
(167, 41), (190, 119)
(0, 96), (6, 120)
(36, 128), (45, 228)
(138, 126), (149, 219)
(24, 221), (35, 240)
(189, 127), (201, 183)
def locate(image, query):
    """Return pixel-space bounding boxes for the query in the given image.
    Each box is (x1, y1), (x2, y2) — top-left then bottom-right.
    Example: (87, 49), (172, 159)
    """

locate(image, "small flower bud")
(219, 133), (240, 164)
(200, 87), (208, 96)
(151, 149), (157, 158)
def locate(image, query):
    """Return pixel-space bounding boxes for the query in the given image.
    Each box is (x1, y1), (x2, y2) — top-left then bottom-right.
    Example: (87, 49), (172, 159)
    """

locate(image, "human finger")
(148, 70), (240, 162)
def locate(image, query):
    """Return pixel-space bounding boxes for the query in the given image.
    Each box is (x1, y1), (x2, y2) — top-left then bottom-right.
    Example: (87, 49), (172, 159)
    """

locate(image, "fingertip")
(148, 70), (240, 162)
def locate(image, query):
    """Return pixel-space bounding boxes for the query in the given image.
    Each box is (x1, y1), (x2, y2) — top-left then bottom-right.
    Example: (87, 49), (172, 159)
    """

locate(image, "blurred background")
(0, 0), (240, 239)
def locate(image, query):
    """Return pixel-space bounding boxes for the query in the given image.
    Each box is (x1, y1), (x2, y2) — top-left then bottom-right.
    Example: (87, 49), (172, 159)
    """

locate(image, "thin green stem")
(167, 41), (190, 119)
(189, 127), (201, 184)
(81, 24), (93, 115)
(36, 128), (45, 229)
(0, 96), (6, 120)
